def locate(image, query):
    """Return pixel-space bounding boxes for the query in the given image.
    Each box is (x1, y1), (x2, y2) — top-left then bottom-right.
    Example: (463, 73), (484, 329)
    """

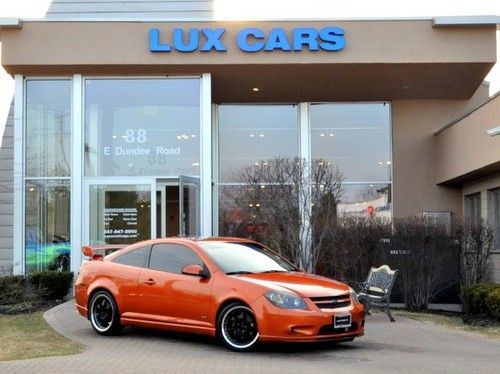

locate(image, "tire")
(217, 302), (259, 352)
(89, 290), (121, 335)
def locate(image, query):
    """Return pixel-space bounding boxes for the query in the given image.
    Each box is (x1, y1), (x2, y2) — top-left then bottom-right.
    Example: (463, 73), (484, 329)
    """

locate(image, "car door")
(138, 243), (214, 330)
(107, 245), (150, 318)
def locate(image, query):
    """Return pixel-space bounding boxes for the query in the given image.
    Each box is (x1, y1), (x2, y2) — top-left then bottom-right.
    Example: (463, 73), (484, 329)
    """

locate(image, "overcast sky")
(0, 0), (499, 129)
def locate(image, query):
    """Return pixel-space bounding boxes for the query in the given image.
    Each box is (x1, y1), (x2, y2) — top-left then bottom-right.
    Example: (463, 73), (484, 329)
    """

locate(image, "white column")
(70, 75), (83, 274)
(200, 74), (212, 236)
(299, 102), (311, 161)
(299, 103), (312, 271)
(13, 75), (24, 275)
(211, 103), (219, 236)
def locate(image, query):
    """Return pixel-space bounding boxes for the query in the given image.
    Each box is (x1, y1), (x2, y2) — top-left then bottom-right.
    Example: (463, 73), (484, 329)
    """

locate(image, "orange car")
(75, 238), (365, 351)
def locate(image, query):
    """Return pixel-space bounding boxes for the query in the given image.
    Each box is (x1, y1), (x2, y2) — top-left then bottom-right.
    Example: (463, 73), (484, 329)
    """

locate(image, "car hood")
(236, 272), (350, 298)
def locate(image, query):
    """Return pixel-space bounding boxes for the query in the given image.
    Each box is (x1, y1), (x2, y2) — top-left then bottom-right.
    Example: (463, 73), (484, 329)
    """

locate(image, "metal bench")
(353, 265), (399, 322)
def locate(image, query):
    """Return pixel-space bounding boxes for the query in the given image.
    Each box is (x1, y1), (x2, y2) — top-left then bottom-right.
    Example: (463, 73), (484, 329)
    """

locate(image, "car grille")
(310, 294), (351, 309)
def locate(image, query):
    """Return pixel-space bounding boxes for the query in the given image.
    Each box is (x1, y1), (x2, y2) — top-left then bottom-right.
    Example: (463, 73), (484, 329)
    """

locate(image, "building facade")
(0, 1), (499, 279)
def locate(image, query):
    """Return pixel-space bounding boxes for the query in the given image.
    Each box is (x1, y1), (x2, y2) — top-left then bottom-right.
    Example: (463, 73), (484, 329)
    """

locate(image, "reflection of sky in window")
(26, 80), (72, 112)
(84, 79), (201, 177)
(218, 105), (298, 182)
(26, 80), (72, 177)
(85, 79), (199, 107)
(311, 103), (391, 182)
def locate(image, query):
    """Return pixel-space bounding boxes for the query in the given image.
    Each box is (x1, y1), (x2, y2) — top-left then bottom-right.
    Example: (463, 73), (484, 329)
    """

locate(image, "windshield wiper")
(226, 271), (255, 275)
(258, 270), (288, 274)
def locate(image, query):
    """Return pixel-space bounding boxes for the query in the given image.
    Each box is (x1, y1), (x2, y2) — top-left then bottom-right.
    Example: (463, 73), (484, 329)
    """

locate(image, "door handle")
(144, 278), (156, 285)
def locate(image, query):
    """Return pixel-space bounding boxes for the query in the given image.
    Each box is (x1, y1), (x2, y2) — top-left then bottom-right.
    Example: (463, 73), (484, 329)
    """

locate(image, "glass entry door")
(156, 176), (200, 238)
(85, 176), (200, 246)
(179, 176), (200, 237)
(86, 181), (155, 245)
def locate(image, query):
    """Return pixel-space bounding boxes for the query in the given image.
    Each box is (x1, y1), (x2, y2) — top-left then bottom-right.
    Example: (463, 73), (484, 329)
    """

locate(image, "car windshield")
(198, 242), (297, 274)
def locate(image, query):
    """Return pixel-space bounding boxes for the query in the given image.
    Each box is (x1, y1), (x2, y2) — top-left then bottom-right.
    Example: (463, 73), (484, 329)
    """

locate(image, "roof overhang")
(0, 19), (497, 102)
(433, 15), (500, 30)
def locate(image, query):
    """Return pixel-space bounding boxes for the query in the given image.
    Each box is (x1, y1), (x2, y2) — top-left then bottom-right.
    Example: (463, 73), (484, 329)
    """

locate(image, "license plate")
(334, 314), (352, 328)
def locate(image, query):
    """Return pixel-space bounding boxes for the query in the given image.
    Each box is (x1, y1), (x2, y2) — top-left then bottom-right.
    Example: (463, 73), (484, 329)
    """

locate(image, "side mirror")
(182, 264), (210, 278)
(82, 245), (94, 257)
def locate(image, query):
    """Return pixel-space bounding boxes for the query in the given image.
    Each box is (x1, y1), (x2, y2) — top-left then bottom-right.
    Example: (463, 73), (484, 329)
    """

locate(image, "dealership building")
(0, 1), (499, 280)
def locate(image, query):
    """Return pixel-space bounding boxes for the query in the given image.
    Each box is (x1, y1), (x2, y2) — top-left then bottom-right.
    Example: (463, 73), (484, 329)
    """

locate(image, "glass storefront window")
(89, 185), (151, 245)
(310, 103), (391, 182)
(464, 193), (481, 227)
(25, 180), (70, 273)
(25, 80), (72, 177)
(489, 189), (500, 249)
(84, 79), (200, 177)
(218, 105), (298, 182)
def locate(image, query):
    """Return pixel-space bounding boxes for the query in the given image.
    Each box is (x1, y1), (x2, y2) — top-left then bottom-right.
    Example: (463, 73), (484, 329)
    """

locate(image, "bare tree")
(458, 221), (494, 286)
(222, 157), (344, 272)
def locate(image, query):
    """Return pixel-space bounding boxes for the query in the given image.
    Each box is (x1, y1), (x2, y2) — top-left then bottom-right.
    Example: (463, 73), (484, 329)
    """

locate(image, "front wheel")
(89, 290), (121, 335)
(217, 303), (259, 352)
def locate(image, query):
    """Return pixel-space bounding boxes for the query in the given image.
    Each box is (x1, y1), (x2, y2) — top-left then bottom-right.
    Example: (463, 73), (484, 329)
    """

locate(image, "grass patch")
(0, 312), (83, 361)
(394, 310), (500, 339)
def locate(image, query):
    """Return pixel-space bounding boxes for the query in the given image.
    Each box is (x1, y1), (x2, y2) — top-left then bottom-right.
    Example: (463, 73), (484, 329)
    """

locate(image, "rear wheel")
(89, 290), (121, 335)
(217, 303), (259, 352)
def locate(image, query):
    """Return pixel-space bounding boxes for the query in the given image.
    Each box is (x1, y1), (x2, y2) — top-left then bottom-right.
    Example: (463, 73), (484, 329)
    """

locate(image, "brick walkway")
(0, 300), (499, 373)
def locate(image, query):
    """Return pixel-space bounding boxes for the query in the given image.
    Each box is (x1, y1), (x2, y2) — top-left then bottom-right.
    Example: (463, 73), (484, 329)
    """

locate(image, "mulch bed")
(0, 300), (62, 315)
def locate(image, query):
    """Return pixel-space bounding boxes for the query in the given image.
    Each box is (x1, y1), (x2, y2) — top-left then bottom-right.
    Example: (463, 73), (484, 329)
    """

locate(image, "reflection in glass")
(338, 184), (392, 219)
(180, 176), (200, 237)
(25, 80), (72, 177)
(218, 185), (295, 241)
(310, 103), (391, 182)
(25, 180), (70, 273)
(85, 79), (200, 177)
(89, 185), (151, 244)
(464, 193), (481, 228)
(218, 105), (298, 182)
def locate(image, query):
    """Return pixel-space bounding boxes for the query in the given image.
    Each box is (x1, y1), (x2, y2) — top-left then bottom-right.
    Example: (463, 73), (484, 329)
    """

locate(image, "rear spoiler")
(81, 245), (125, 260)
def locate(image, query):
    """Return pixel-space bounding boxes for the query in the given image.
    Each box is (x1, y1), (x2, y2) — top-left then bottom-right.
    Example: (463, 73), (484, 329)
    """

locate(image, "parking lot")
(0, 300), (499, 373)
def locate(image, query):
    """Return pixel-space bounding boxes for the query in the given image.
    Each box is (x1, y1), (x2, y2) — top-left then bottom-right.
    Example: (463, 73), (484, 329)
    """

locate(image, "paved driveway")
(0, 300), (499, 373)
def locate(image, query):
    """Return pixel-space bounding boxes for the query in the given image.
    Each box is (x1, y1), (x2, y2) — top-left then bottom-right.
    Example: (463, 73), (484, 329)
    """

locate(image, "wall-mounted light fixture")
(486, 126), (500, 137)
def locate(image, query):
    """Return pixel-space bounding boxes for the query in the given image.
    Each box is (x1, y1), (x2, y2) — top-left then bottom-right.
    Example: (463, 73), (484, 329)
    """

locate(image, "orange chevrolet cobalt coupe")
(75, 238), (365, 351)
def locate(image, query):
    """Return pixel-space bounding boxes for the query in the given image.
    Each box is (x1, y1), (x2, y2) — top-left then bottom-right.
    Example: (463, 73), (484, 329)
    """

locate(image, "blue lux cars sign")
(149, 27), (346, 53)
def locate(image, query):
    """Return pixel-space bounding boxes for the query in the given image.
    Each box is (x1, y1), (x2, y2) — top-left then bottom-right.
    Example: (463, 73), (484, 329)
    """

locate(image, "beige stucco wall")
(392, 84), (490, 218)
(1, 20), (496, 102)
(435, 95), (500, 184)
(1, 20), (496, 67)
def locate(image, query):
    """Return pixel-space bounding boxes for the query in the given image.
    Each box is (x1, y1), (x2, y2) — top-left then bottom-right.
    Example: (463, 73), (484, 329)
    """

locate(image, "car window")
(198, 242), (297, 274)
(149, 244), (203, 274)
(112, 246), (149, 268)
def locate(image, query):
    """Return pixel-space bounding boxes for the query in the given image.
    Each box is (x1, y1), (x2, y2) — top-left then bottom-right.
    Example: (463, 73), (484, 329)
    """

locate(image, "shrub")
(458, 222), (494, 287)
(0, 275), (25, 305)
(30, 271), (73, 301)
(485, 287), (500, 319)
(389, 217), (460, 310)
(317, 216), (391, 282)
(462, 283), (500, 321)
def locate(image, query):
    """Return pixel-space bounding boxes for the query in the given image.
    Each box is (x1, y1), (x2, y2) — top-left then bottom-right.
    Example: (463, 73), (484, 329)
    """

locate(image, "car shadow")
(119, 326), (363, 355)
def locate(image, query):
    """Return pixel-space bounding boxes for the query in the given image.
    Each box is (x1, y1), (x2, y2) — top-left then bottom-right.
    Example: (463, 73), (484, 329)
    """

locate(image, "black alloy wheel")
(89, 290), (121, 335)
(218, 302), (259, 352)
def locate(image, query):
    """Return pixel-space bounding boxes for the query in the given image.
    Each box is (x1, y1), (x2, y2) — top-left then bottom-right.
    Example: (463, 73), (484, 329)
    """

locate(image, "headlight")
(349, 287), (361, 305)
(264, 291), (308, 310)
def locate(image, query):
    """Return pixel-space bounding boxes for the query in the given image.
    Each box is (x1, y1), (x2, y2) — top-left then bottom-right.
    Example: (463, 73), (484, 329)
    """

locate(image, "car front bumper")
(252, 296), (365, 343)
